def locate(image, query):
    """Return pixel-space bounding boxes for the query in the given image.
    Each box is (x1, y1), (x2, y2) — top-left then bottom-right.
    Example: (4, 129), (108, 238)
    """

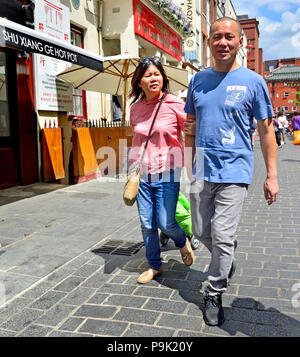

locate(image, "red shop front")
(133, 0), (183, 62)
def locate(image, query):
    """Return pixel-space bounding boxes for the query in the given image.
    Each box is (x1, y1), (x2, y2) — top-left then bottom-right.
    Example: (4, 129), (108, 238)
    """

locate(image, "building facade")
(265, 64), (300, 117)
(183, 0), (217, 67)
(265, 57), (300, 76)
(0, 0), (106, 188)
(238, 15), (264, 75)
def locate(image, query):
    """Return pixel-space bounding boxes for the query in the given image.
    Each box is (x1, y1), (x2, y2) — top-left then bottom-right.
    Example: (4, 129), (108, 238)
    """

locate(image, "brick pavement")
(0, 135), (300, 337)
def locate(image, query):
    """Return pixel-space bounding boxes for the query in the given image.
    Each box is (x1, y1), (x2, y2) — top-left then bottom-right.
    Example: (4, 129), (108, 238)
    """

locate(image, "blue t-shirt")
(184, 66), (274, 184)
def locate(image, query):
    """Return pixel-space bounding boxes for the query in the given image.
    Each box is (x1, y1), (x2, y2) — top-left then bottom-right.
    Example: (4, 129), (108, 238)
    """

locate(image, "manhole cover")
(92, 239), (144, 256)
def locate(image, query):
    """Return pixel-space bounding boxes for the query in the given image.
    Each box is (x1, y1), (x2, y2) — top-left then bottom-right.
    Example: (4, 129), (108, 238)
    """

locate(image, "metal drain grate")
(92, 239), (144, 256)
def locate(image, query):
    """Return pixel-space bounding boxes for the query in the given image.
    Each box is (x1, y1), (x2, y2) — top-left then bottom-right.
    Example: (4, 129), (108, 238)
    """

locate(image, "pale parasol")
(57, 54), (189, 122)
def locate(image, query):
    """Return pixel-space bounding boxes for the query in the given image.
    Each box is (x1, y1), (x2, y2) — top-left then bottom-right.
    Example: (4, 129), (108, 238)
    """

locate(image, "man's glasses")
(139, 56), (160, 66)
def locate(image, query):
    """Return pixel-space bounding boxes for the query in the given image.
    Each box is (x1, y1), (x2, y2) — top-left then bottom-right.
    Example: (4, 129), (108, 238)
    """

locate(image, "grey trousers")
(190, 180), (248, 296)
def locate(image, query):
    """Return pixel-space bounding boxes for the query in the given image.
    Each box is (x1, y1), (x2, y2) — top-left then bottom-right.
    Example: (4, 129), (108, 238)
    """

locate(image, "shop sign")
(1, 26), (82, 64)
(133, 0), (182, 61)
(0, 19), (102, 70)
(34, 0), (73, 111)
(184, 0), (196, 52)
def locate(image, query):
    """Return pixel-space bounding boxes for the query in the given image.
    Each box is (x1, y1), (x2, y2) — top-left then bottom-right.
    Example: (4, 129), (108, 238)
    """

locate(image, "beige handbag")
(123, 164), (142, 206)
(123, 94), (166, 206)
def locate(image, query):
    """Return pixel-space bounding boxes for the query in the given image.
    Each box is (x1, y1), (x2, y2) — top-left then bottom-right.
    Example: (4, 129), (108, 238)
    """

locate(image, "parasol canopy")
(57, 54), (189, 121)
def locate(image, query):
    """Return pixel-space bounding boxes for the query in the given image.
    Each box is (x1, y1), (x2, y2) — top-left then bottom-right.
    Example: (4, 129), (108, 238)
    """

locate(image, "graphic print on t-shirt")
(220, 126), (236, 145)
(225, 85), (247, 107)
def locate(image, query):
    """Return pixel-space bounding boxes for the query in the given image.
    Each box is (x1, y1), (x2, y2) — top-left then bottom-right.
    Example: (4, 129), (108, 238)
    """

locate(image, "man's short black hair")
(209, 17), (243, 37)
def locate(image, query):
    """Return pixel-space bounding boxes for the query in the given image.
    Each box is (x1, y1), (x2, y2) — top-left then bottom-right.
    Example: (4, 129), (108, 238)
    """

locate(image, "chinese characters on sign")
(184, 0), (197, 52)
(34, 0), (72, 111)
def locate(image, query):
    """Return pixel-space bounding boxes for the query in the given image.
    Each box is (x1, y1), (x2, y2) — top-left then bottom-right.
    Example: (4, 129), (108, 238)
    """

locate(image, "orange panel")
(42, 129), (65, 180)
(72, 126), (133, 179)
(72, 128), (98, 176)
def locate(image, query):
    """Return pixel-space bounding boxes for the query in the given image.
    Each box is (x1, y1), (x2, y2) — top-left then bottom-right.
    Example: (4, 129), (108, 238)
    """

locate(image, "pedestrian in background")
(288, 119), (293, 136)
(293, 111), (300, 132)
(250, 118), (257, 148)
(277, 111), (286, 145)
(112, 95), (122, 122)
(184, 17), (279, 327)
(128, 57), (194, 284)
(284, 117), (289, 136)
(273, 116), (282, 148)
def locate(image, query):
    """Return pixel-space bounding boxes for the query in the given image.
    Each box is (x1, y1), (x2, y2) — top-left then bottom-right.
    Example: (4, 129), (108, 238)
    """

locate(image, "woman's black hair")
(129, 57), (169, 103)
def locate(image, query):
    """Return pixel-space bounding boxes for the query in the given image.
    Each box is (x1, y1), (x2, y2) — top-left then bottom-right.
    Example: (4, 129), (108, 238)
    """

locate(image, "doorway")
(0, 48), (38, 189)
(0, 49), (20, 189)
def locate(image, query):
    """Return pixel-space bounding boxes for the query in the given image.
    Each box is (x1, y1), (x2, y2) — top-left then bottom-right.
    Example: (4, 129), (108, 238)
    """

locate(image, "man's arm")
(257, 118), (279, 205)
(184, 114), (196, 180)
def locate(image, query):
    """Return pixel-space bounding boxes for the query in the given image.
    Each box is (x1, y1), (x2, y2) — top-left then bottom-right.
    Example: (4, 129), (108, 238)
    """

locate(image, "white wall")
(102, 0), (139, 56)
(62, 0), (103, 118)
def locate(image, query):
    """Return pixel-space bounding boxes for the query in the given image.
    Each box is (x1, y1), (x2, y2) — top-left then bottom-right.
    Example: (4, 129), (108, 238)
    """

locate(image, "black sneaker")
(203, 294), (225, 326)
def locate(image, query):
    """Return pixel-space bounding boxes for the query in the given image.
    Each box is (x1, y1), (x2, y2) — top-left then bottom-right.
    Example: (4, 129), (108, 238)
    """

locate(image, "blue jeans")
(137, 170), (186, 271)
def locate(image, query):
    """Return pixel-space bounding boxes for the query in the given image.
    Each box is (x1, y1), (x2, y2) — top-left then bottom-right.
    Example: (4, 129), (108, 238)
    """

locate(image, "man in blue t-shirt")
(184, 17), (279, 327)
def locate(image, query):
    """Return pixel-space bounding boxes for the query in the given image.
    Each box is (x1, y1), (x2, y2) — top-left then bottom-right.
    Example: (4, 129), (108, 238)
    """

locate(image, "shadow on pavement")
(282, 159), (300, 162)
(91, 251), (133, 275)
(219, 297), (300, 337)
(0, 183), (68, 206)
(158, 258), (207, 308)
(91, 247), (300, 337)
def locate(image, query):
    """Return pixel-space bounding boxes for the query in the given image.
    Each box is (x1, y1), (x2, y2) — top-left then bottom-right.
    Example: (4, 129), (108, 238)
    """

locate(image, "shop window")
(0, 52), (10, 137)
(69, 25), (87, 119)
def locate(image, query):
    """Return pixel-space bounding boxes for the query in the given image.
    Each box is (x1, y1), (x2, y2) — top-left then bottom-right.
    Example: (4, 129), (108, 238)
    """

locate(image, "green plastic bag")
(175, 192), (193, 237)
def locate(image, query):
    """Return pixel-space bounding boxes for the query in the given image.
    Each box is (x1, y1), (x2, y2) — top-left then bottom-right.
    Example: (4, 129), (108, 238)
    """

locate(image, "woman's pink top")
(129, 92), (186, 174)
